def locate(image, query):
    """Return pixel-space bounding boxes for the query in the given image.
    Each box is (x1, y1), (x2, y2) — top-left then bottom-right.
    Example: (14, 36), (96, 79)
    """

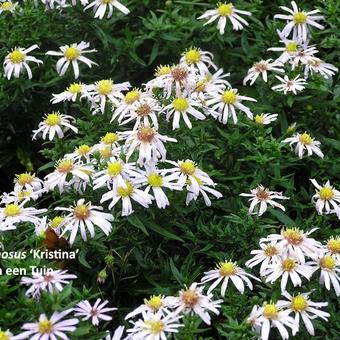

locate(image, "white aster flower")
(57, 199), (113, 245)
(240, 184), (289, 216)
(304, 57), (338, 79)
(3, 44), (42, 79)
(206, 87), (257, 124)
(198, 2), (251, 34)
(16, 309), (78, 339)
(167, 282), (222, 325)
(85, 0), (129, 19)
(282, 131), (324, 159)
(324, 236), (340, 262)
(179, 47), (216, 75)
(162, 94), (206, 130)
(0, 1), (17, 14)
(64, 144), (95, 163)
(247, 305), (262, 335)
(32, 112), (78, 141)
(74, 299), (117, 326)
(127, 311), (183, 339)
(100, 180), (153, 216)
(310, 179), (340, 214)
(274, 1), (325, 43)
(0, 203), (46, 231)
(119, 126), (177, 165)
(272, 74), (307, 94)
(277, 291), (330, 336)
(262, 255), (314, 292)
(201, 260), (260, 297)
(51, 82), (91, 104)
(46, 41), (97, 78)
(125, 295), (174, 319)
(291, 42), (319, 68)
(243, 59), (284, 85)
(0, 187), (41, 205)
(21, 269), (77, 299)
(253, 113), (278, 125)
(253, 302), (298, 340)
(92, 131), (121, 156)
(14, 172), (44, 192)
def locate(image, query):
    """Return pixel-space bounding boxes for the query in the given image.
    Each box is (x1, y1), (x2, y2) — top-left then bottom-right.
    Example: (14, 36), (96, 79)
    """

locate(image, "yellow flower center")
(299, 132), (313, 145)
(64, 46), (80, 60)
(17, 190), (30, 199)
(263, 304), (278, 319)
(50, 216), (63, 228)
(99, 147), (113, 159)
(16, 172), (33, 186)
(222, 90), (237, 104)
(73, 204), (90, 220)
(1, 1), (14, 10)
(186, 175), (203, 187)
(282, 258), (296, 272)
(181, 289), (199, 307)
(145, 320), (165, 335)
(254, 114), (265, 124)
(319, 187), (334, 201)
(217, 3), (233, 16)
(4, 204), (21, 217)
(117, 181), (134, 197)
(291, 295), (308, 312)
(282, 228), (303, 245)
(125, 90), (140, 104)
(179, 160), (196, 175)
(293, 12), (307, 24)
(9, 49), (25, 63)
(195, 80), (206, 93)
(320, 255), (336, 270)
(101, 0), (112, 4)
(77, 144), (91, 155)
(172, 98), (189, 112)
(97, 80), (113, 95)
(286, 41), (298, 53)
(327, 237), (340, 254)
(155, 65), (171, 77)
(264, 245), (278, 257)
(147, 173), (163, 187)
(137, 127), (155, 142)
(56, 159), (74, 173)
(38, 320), (53, 334)
(101, 132), (119, 145)
(0, 331), (10, 340)
(218, 261), (237, 276)
(107, 161), (123, 177)
(67, 83), (83, 94)
(145, 295), (162, 311)
(185, 48), (201, 64)
(45, 113), (61, 126)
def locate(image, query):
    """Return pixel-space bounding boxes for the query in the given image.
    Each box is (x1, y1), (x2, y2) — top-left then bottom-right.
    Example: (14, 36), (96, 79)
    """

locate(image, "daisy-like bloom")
(44, 159), (93, 193)
(240, 184), (289, 216)
(262, 227), (321, 264)
(51, 82), (91, 104)
(0, 329), (13, 340)
(206, 87), (257, 124)
(277, 291), (330, 336)
(310, 179), (340, 214)
(21, 269), (77, 299)
(291, 42), (319, 68)
(253, 113), (278, 125)
(0, 1), (17, 14)
(16, 309), (78, 339)
(245, 242), (282, 275)
(162, 94), (205, 130)
(14, 172), (43, 192)
(3, 44), (42, 79)
(304, 57), (338, 79)
(84, 0), (129, 19)
(46, 41), (97, 79)
(92, 131), (121, 157)
(100, 180), (153, 216)
(309, 254), (340, 296)
(272, 74), (307, 95)
(262, 256), (314, 292)
(198, 2), (251, 34)
(324, 236), (340, 262)
(0, 203), (46, 231)
(88, 79), (130, 114)
(57, 199), (113, 245)
(179, 47), (217, 75)
(201, 260), (260, 297)
(74, 299), (116, 326)
(32, 112), (78, 141)
(0, 187), (42, 205)
(253, 301), (298, 340)
(282, 131), (324, 159)
(243, 59), (284, 85)
(274, 1), (325, 43)
(127, 311), (183, 339)
(120, 126), (177, 165)
(125, 295), (174, 319)
(168, 282), (222, 325)
(64, 144), (95, 163)
(247, 305), (262, 335)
